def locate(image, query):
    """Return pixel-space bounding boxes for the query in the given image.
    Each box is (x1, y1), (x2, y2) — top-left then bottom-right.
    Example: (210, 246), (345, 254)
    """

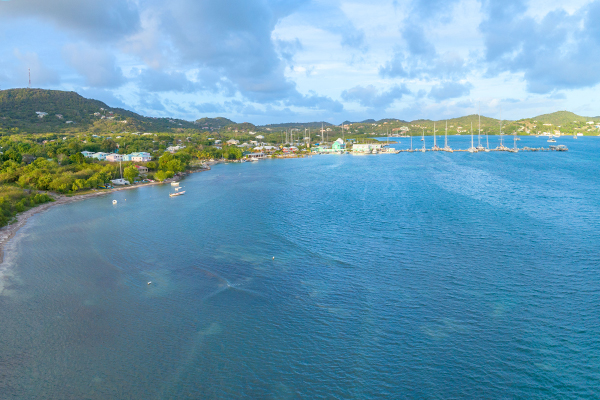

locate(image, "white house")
(105, 154), (124, 162)
(226, 139), (240, 145)
(166, 145), (185, 153)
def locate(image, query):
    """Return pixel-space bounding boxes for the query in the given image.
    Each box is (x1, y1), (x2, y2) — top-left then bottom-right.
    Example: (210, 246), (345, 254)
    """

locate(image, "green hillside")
(0, 88), (199, 134)
(530, 111), (589, 126)
(195, 117), (235, 130)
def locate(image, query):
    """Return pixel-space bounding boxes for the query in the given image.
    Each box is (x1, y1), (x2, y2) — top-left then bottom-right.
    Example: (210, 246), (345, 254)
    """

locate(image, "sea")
(1, 135), (599, 399)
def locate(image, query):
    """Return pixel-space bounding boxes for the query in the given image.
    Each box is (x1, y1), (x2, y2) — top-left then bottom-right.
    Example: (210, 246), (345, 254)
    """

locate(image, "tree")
(166, 158), (182, 173)
(155, 170), (168, 182)
(69, 152), (86, 164)
(146, 161), (157, 170)
(101, 139), (118, 153)
(123, 165), (139, 183)
(158, 152), (174, 170)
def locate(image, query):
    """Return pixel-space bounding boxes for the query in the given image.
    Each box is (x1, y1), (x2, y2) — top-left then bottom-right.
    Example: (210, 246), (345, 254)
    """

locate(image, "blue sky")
(1, 0), (600, 124)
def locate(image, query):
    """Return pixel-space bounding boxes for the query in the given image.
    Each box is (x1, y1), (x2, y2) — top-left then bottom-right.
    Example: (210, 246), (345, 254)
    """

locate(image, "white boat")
(171, 182), (180, 186)
(548, 139), (556, 143)
(112, 200), (117, 204)
(169, 191), (186, 197)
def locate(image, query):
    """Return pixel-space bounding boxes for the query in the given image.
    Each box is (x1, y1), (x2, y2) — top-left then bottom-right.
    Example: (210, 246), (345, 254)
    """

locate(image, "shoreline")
(0, 163), (219, 266)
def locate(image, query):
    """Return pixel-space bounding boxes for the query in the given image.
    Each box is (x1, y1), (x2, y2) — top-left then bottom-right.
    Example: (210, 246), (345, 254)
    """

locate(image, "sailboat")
(432, 122), (440, 150)
(421, 128), (426, 152)
(476, 103), (485, 152)
(111, 158), (130, 185)
(443, 121), (453, 152)
(497, 108), (508, 151)
(468, 121), (477, 153)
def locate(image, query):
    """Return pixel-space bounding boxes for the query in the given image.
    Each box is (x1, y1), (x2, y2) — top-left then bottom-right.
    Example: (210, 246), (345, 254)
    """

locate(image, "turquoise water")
(1, 135), (599, 399)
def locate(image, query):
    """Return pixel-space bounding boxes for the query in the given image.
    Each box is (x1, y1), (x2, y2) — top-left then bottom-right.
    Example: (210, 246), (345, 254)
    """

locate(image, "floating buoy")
(147, 281), (152, 285)
(112, 200), (117, 204)
(272, 256), (275, 260)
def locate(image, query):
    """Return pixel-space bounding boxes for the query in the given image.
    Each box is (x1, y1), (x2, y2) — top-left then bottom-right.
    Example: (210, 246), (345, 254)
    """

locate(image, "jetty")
(395, 146), (566, 153)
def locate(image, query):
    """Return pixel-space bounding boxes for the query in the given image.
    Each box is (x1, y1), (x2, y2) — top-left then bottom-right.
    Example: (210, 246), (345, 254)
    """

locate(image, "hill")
(0, 88), (199, 134)
(529, 111), (589, 126)
(260, 121), (335, 130)
(194, 117), (235, 130)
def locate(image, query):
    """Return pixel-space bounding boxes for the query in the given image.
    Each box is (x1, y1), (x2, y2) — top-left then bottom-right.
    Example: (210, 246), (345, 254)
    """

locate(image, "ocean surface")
(1, 135), (599, 399)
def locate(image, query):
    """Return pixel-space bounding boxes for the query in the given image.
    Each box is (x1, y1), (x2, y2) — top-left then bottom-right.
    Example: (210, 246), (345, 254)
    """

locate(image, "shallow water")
(1, 136), (599, 399)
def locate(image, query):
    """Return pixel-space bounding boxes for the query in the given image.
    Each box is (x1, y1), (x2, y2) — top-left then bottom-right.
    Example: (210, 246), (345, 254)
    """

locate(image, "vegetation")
(0, 186), (53, 226)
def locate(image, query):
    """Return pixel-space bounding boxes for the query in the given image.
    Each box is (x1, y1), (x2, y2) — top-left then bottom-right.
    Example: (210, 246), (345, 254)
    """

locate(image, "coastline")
(0, 163), (219, 267)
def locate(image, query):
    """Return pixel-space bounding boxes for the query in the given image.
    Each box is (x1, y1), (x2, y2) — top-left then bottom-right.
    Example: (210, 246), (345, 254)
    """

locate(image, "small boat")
(169, 191), (186, 197)
(112, 200), (117, 204)
(171, 182), (180, 186)
(548, 139), (556, 143)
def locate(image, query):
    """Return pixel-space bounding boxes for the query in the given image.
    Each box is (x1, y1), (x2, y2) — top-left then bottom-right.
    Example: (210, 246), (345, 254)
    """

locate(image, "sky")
(1, 0), (600, 125)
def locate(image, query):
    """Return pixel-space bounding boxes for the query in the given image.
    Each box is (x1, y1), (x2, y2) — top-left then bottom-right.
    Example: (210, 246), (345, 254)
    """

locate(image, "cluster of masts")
(407, 105), (519, 153)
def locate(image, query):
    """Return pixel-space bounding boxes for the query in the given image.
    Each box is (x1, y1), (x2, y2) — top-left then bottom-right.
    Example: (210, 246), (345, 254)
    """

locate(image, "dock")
(395, 146), (566, 153)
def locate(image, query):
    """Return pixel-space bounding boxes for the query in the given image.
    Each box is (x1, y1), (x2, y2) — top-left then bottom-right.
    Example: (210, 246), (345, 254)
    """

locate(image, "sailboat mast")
(471, 121), (474, 149)
(500, 107), (503, 147)
(445, 121), (448, 148)
(478, 103), (481, 147)
(434, 122), (436, 148)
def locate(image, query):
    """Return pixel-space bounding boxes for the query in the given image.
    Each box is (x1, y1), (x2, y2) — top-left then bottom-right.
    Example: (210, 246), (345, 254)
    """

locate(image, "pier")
(394, 146), (567, 153)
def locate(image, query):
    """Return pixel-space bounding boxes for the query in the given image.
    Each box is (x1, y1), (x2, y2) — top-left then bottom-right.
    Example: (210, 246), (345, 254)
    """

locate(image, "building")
(105, 154), (124, 162)
(131, 152), (151, 162)
(245, 152), (266, 160)
(135, 165), (148, 174)
(352, 143), (383, 153)
(91, 152), (109, 160)
(253, 145), (277, 153)
(226, 139), (239, 145)
(166, 145), (185, 153)
(332, 138), (346, 150)
(81, 151), (96, 158)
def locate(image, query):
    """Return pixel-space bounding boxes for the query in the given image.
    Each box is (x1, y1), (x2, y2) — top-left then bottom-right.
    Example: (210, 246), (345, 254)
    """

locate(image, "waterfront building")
(313, 138), (347, 153)
(81, 151), (96, 158)
(352, 143), (384, 153)
(332, 138), (346, 151)
(245, 152), (266, 160)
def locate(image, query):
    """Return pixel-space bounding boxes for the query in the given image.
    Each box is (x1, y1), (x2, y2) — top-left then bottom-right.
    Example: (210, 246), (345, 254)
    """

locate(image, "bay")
(1, 135), (599, 399)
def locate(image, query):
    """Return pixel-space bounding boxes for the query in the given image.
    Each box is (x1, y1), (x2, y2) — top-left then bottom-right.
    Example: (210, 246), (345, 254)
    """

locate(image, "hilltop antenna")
(28, 68), (31, 88)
